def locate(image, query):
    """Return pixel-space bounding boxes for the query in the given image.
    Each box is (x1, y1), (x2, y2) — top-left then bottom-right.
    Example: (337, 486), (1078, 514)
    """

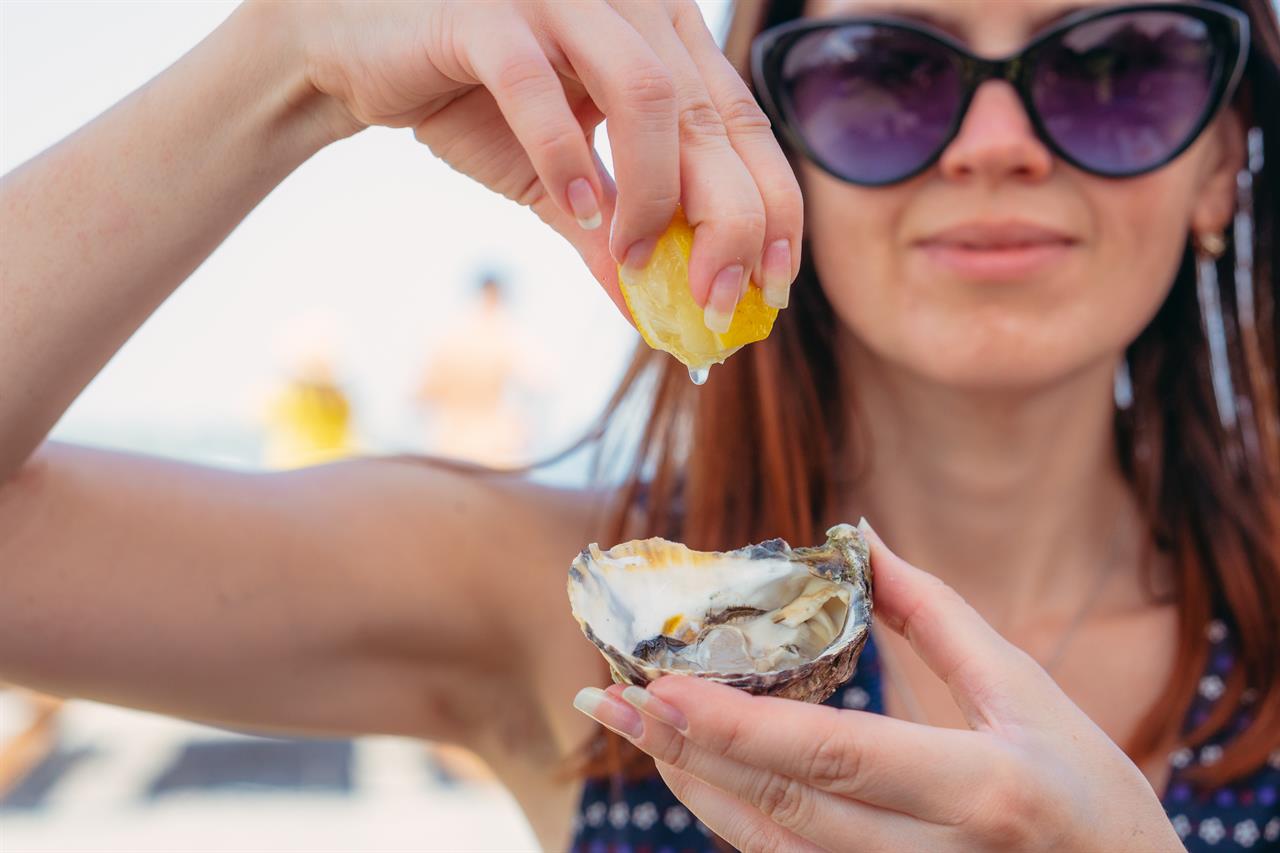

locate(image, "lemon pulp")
(617, 208), (778, 379)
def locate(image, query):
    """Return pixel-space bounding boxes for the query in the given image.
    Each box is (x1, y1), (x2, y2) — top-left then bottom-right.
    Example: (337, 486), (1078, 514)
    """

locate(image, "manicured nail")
(762, 239), (792, 309)
(857, 517), (884, 547)
(622, 237), (659, 273)
(573, 687), (643, 738)
(621, 686), (689, 732)
(704, 264), (744, 334)
(567, 178), (601, 230)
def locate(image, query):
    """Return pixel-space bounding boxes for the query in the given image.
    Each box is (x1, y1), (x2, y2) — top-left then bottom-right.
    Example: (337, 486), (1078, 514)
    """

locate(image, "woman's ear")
(1190, 107), (1248, 237)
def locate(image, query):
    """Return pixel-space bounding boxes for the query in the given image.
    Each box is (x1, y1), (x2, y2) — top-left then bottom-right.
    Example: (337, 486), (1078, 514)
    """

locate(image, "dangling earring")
(1193, 227), (1238, 430)
(1229, 126), (1265, 461)
(1113, 355), (1133, 410)
(1233, 126), (1264, 331)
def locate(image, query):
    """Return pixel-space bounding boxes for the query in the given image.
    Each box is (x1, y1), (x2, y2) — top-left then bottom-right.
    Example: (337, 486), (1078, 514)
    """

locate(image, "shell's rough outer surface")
(567, 524), (872, 703)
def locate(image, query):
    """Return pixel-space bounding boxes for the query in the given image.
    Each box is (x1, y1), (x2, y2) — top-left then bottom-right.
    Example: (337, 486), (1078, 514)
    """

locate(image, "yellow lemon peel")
(618, 208), (778, 381)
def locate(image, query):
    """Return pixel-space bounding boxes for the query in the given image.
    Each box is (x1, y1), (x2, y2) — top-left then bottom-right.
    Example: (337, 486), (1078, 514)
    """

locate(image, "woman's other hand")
(575, 523), (1183, 852)
(292, 0), (802, 313)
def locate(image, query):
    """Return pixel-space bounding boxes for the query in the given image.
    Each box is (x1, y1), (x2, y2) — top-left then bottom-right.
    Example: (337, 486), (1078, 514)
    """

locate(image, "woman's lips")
(914, 220), (1079, 281)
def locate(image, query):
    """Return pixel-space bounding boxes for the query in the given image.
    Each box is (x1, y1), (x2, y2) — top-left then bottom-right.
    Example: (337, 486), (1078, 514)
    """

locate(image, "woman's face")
(801, 0), (1247, 391)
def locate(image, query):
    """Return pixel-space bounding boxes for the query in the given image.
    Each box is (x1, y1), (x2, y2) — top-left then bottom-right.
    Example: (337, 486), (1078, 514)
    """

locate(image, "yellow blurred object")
(264, 380), (355, 469)
(618, 208), (778, 381)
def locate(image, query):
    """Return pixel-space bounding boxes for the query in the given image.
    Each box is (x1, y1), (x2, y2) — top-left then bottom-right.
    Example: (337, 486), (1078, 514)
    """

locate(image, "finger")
(656, 762), (826, 853)
(464, 21), (606, 232)
(857, 519), (1061, 729)
(413, 88), (628, 317)
(560, 146), (625, 314)
(621, 694), (946, 849)
(575, 685), (644, 739)
(613, 2), (767, 322)
(627, 678), (994, 824)
(671, 1), (803, 309)
(541, 2), (680, 265)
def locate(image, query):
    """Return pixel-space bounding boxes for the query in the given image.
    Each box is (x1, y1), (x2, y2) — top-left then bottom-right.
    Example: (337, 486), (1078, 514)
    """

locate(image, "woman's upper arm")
(0, 442), (603, 747)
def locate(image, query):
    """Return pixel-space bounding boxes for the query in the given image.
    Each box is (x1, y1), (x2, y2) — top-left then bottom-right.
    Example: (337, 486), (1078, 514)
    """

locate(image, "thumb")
(858, 518), (1056, 731)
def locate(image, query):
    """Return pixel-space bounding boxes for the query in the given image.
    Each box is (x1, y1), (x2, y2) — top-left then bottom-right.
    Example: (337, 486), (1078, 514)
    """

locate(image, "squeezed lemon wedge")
(617, 208), (778, 383)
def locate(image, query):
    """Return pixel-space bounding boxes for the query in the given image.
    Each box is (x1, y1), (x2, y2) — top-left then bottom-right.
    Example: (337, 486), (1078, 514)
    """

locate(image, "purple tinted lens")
(1032, 12), (1217, 174)
(780, 25), (963, 183)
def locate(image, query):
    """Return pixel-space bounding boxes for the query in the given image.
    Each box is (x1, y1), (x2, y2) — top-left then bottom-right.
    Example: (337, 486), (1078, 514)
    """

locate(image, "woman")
(0, 0), (1276, 850)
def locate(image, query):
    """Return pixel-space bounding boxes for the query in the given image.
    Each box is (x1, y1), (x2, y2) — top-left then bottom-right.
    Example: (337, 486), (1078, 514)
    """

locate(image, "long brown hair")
(571, 0), (1280, 790)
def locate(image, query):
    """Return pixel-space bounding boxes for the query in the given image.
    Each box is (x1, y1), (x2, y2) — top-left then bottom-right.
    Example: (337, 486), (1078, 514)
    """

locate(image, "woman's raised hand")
(293, 0), (802, 313)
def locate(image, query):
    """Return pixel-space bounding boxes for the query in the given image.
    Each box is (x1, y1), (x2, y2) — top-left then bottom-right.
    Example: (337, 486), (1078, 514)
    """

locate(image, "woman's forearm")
(0, 2), (355, 478)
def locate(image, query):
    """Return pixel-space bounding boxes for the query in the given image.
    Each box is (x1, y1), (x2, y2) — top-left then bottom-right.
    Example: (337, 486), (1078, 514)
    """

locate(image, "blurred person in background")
(414, 271), (537, 467)
(1, 2), (1278, 853)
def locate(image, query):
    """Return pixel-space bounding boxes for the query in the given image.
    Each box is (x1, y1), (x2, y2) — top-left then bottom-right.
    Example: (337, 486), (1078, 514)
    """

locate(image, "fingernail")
(622, 237), (659, 273)
(573, 687), (643, 738)
(567, 178), (601, 230)
(857, 517), (884, 547)
(704, 264), (744, 334)
(762, 240), (792, 309)
(621, 686), (689, 732)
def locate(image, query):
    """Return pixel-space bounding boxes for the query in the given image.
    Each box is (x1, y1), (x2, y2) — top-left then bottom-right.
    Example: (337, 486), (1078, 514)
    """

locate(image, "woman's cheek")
(802, 168), (909, 338)
(1079, 175), (1199, 339)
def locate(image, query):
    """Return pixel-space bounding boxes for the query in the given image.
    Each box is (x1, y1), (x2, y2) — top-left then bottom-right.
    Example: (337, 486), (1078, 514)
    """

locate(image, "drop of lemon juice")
(688, 366), (710, 386)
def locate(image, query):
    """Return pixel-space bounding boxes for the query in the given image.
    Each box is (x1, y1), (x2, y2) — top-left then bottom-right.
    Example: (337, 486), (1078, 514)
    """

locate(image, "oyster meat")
(567, 523), (872, 703)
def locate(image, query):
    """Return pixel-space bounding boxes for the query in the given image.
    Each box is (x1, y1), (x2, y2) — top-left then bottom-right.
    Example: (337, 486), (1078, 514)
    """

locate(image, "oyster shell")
(567, 524), (872, 703)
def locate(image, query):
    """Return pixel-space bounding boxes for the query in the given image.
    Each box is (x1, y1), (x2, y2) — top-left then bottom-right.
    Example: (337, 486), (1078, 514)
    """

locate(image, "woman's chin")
(831, 288), (1141, 397)
(912, 359), (1088, 394)
(854, 330), (1111, 395)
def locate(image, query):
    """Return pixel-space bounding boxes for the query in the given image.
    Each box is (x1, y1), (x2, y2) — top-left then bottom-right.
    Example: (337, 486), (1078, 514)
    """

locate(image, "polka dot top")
(571, 619), (1280, 851)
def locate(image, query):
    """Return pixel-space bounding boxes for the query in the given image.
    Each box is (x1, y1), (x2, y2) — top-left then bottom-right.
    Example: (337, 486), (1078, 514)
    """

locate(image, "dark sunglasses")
(750, 1), (1250, 186)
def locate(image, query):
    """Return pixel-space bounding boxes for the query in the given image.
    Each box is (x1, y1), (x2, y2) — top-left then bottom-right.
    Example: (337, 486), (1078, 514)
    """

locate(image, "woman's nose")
(936, 80), (1055, 184)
